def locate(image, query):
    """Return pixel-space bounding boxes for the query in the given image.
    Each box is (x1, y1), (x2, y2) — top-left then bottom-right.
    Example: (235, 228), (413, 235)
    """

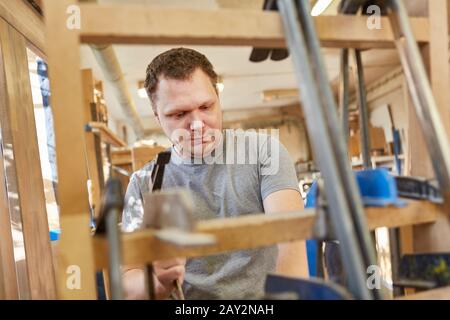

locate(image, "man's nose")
(189, 112), (205, 131)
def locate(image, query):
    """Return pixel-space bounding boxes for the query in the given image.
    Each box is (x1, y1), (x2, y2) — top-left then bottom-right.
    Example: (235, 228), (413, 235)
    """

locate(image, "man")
(122, 47), (308, 299)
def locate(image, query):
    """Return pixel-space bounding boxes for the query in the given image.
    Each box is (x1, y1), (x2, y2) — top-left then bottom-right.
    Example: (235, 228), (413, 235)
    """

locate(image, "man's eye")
(174, 112), (186, 118)
(200, 105), (211, 110)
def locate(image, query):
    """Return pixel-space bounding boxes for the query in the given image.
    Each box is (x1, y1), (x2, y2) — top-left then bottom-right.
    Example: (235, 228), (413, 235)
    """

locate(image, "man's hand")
(153, 258), (186, 299)
(123, 258), (186, 300)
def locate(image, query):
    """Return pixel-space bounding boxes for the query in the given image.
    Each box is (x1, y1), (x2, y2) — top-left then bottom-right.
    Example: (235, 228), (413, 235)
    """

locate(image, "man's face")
(153, 68), (223, 158)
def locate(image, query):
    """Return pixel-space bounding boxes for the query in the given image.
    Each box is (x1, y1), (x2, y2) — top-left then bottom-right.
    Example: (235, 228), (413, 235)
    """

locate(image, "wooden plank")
(78, 4), (429, 49)
(429, 0), (450, 138)
(262, 89), (299, 102)
(111, 148), (132, 166)
(0, 18), (56, 299)
(44, 0), (97, 299)
(82, 69), (103, 220)
(0, 0), (45, 56)
(0, 250), (4, 299)
(399, 65), (414, 261)
(0, 22), (30, 299)
(93, 200), (440, 269)
(410, 1), (450, 253)
(0, 137), (18, 299)
(216, 0), (263, 10)
(87, 122), (126, 147)
(131, 146), (165, 171)
(397, 286), (450, 300)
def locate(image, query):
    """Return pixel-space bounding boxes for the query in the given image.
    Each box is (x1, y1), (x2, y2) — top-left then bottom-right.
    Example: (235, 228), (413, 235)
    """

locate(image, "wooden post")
(0, 139), (18, 299)
(409, 0), (450, 253)
(82, 69), (104, 220)
(430, 0), (450, 137)
(0, 18), (56, 299)
(44, 0), (97, 299)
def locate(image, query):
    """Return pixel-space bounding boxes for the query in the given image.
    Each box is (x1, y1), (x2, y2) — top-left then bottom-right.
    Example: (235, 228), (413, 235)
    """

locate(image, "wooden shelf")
(396, 286), (450, 300)
(351, 155), (405, 168)
(86, 122), (126, 147)
(111, 148), (132, 166)
(131, 146), (166, 171)
(93, 200), (441, 269)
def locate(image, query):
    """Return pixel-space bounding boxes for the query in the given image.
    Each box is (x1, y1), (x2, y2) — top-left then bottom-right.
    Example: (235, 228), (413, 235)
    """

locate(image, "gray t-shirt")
(122, 130), (300, 299)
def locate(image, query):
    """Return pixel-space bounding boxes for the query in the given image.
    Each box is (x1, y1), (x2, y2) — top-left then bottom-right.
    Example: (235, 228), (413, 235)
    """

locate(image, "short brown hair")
(144, 47), (218, 115)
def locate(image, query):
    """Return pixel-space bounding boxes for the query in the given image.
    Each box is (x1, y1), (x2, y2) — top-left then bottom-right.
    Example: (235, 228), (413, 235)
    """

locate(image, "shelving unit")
(42, 0), (449, 300)
(351, 154), (405, 171)
(0, 0), (447, 300)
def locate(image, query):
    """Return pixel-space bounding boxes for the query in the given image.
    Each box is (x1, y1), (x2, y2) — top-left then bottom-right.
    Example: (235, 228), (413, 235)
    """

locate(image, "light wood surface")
(78, 4), (429, 49)
(44, 0), (97, 299)
(0, 18), (56, 299)
(93, 200), (440, 269)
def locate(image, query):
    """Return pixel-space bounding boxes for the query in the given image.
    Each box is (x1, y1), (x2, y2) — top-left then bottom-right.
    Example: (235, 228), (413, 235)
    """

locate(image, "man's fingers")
(151, 259), (186, 299)
(156, 265), (185, 286)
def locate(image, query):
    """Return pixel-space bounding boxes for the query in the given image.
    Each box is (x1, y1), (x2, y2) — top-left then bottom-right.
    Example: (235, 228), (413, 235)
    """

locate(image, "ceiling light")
(311, 0), (333, 16)
(137, 80), (148, 99)
(138, 88), (147, 99)
(216, 83), (224, 93)
(216, 76), (224, 93)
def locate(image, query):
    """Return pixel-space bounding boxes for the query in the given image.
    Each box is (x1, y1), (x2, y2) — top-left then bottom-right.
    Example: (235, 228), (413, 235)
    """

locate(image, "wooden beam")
(262, 89), (299, 102)
(398, 76), (415, 292)
(44, 0), (97, 299)
(111, 148), (131, 166)
(429, 0), (450, 138)
(0, 18), (56, 299)
(216, 0), (264, 10)
(82, 70), (103, 220)
(0, 0), (45, 56)
(410, 1), (450, 253)
(397, 286), (450, 300)
(93, 200), (440, 269)
(78, 4), (429, 49)
(0, 137), (18, 299)
(131, 146), (165, 171)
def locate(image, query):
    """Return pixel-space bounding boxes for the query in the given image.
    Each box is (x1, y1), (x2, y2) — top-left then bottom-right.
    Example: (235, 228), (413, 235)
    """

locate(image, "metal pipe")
(354, 49), (372, 169)
(89, 44), (145, 138)
(105, 207), (124, 300)
(293, 0), (380, 298)
(278, 0), (373, 300)
(339, 49), (350, 146)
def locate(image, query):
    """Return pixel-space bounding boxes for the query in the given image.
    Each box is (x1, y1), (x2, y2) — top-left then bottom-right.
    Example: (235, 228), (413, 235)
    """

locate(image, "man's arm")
(263, 189), (309, 277)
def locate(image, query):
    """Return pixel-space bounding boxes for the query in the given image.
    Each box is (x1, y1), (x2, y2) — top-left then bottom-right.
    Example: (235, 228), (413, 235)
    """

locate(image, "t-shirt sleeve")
(121, 172), (145, 232)
(259, 134), (301, 200)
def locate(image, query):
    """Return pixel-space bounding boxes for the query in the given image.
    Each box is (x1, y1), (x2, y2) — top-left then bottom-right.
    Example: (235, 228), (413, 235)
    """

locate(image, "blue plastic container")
(304, 168), (406, 276)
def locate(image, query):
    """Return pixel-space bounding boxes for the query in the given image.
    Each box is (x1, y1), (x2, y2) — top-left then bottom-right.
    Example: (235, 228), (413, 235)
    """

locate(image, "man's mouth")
(190, 137), (213, 143)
